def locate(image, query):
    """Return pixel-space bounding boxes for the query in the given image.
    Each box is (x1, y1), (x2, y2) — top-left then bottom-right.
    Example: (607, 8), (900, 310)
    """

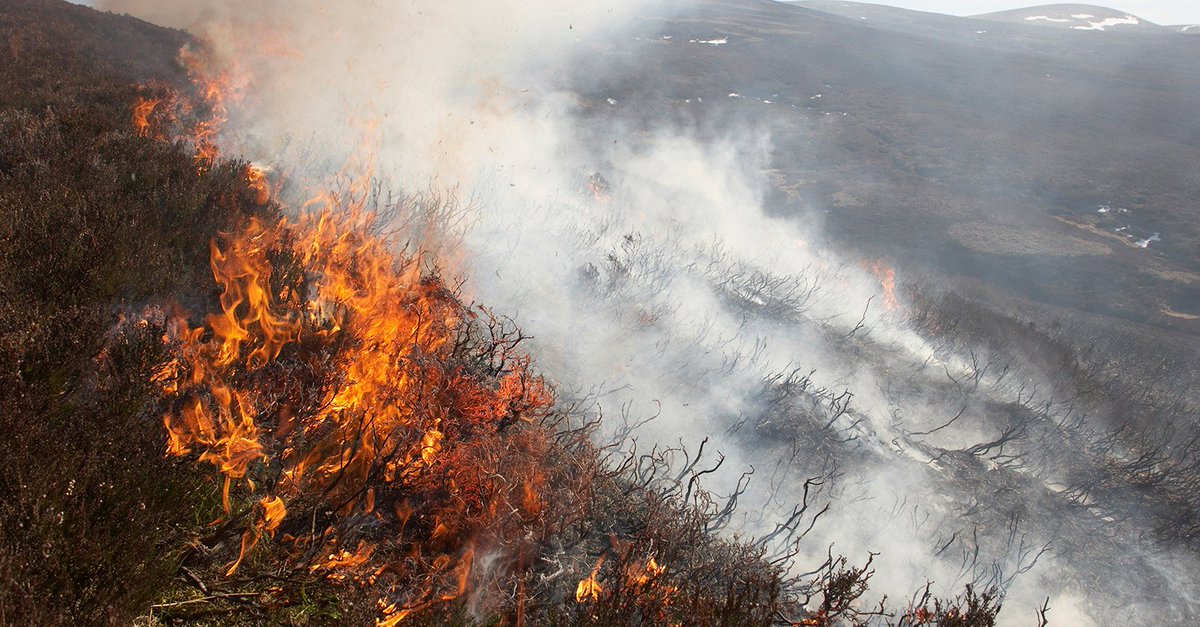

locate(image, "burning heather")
(107, 37), (1012, 624)
(98, 51), (811, 625)
(151, 198), (557, 619)
(866, 259), (901, 313)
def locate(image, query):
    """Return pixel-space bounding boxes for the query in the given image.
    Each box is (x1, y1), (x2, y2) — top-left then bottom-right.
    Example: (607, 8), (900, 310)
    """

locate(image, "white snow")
(689, 37), (728, 46)
(1073, 15), (1140, 31)
(660, 35), (672, 40)
(1023, 13), (1141, 31)
(606, 98), (617, 105)
(727, 92), (741, 98)
(1135, 233), (1162, 248)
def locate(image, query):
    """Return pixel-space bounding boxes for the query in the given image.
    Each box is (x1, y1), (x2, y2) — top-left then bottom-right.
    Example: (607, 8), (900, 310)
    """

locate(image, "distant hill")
(792, 0), (976, 24)
(579, 0), (1200, 336)
(973, 4), (1161, 31)
(786, 0), (1032, 44)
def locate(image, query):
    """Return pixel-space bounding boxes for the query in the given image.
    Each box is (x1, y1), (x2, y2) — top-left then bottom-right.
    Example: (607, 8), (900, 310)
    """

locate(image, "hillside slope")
(6, 0), (1200, 624)
(0, 1), (259, 623)
(0, 0), (188, 109)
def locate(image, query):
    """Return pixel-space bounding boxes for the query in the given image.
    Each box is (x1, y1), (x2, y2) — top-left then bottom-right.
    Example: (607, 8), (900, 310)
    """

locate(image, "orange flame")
(312, 542), (377, 578)
(576, 555), (606, 603)
(867, 259), (900, 312)
(226, 495), (288, 576)
(155, 168), (554, 622)
(245, 163), (274, 206)
(131, 97), (160, 137)
(522, 471), (545, 519)
(179, 45), (241, 172)
(151, 45), (558, 625)
(376, 548), (475, 626)
(633, 556), (666, 587)
(128, 47), (241, 171)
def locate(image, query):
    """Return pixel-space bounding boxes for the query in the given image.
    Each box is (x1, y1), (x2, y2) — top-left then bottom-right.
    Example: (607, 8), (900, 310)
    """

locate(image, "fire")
(633, 556), (666, 587)
(586, 172), (611, 204)
(126, 47), (242, 174)
(131, 97), (160, 137)
(178, 44), (241, 172)
(121, 55), (752, 626)
(576, 556), (605, 603)
(867, 258), (900, 312)
(313, 543), (376, 577)
(522, 471), (545, 518)
(153, 137), (556, 619)
(906, 607), (935, 624)
(260, 495), (287, 532)
(245, 163), (274, 206)
(138, 39), (713, 625)
(226, 496), (288, 576)
(573, 552), (678, 617)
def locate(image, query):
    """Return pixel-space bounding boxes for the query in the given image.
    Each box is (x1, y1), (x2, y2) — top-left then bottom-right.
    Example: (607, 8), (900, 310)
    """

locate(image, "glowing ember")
(907, 607), (935, 624)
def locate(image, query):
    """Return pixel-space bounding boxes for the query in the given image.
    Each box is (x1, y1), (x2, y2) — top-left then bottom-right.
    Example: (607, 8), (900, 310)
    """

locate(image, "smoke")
(101, 0), (658, 193)
(99, 0), (1200, 624)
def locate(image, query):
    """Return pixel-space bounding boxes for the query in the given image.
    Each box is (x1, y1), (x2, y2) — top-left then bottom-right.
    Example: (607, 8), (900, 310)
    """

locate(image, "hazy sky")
(792, 1), (1200, 24)
(76, 0), (1200, 25)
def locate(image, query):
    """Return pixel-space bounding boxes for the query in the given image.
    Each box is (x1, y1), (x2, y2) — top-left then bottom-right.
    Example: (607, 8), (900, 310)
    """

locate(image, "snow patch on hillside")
(1073, 15), (1140, 31)
(986, 7), (1150, 32)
